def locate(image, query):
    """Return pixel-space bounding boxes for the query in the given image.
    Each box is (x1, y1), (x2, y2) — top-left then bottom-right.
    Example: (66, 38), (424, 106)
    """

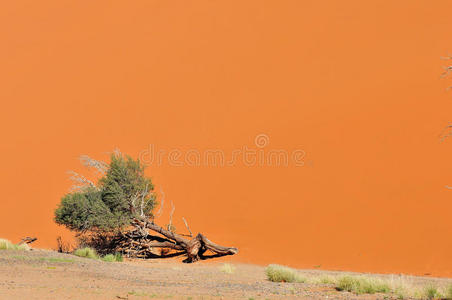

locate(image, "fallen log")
(131, 218), (238, 263)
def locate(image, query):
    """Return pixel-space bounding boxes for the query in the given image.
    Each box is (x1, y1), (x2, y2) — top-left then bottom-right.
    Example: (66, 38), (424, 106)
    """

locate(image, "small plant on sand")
(0, 239), (30, 251)
(265, 264), (305, 283)
(219, 263), (236, 274)
(447, 284), (452, 300)
(73, 247), (99, 259)
(423, 284), (441, 300)
(335, 276), (390, 294)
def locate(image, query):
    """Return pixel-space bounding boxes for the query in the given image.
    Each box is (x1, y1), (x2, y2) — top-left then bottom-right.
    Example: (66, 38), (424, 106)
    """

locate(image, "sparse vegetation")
(101, 253), (123, 262)
(72, 247), (124, 263)
(335, 276), (390, 294)
(264, 264), (452, 299)
(219, 263), (236, 274)
(447, 284), (452, 299)
(265, 264), (305, 283)
(0, 239), (30, 251)
(73, 247), (99, 259)
(423, 284), (442, 299)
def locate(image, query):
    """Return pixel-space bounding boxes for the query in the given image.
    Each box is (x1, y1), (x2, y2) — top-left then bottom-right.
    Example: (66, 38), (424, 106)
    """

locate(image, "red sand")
(0, 1), (451, 277)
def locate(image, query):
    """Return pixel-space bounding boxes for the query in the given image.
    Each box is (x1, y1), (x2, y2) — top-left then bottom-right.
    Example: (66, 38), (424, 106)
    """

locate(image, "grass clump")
(423, 284), (442, 300)
(265, 264), (305, 283)
(0, 239), (30, 251)
(447, 284), (452, 300)
(73, 247), (99, 259)
(335, 276), (390, 295)
(101, 253), (123, 262)
(219, 263), (236, 274)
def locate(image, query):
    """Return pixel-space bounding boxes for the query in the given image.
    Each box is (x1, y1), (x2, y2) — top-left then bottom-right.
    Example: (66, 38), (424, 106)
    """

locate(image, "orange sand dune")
(0, 0), (451, 277)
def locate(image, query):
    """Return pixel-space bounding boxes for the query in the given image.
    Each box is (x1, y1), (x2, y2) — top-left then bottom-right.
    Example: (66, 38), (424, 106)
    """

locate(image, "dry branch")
(18, 237), (37, 245)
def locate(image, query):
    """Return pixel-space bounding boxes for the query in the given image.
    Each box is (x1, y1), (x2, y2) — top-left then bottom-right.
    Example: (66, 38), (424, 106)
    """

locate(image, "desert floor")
(0, 249), (450, 300)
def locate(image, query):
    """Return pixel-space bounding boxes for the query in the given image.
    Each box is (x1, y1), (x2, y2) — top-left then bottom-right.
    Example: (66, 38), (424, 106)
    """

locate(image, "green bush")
(114, 252), (123, 262)
(101, 253), (123, 262)
(101, 254), (116, 262)
(265, 264), (305, 283)
(73, 247), (99, 259)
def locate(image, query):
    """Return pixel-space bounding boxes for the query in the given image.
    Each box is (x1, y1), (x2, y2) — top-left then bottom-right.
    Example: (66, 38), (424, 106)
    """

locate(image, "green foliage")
(73, 247), (99, 259)
(54, 189), (113, 231)
(265, 264), (305, 283)
(114, 252), (123, 262)
(101, 253), (123, 262)
(54, 152), (156, 233)
(101, 254), (116, 262)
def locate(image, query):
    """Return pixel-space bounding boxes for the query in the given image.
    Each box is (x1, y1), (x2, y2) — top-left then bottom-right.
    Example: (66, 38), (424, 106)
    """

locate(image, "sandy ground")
(0, 249), (450, 300)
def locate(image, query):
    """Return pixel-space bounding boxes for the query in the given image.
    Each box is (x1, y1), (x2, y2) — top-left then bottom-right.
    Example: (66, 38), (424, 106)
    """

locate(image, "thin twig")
(168, 199), (175, 232)
(182, 217), (193, 237)
(155, 188), (165, 219)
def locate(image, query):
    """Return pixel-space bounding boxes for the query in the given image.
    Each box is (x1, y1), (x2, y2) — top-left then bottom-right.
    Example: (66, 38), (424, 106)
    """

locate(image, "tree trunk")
(128, 218), (238, 262)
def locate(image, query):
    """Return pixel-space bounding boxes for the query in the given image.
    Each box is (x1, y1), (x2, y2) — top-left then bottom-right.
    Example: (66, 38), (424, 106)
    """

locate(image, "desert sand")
(0, 0), (451, 278)
(1, 249), (451, 300)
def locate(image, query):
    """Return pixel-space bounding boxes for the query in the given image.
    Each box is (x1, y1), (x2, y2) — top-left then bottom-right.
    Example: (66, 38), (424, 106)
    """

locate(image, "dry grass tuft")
(335, 276), (390, 294)
(73, 247), (99, 259)
(265, 265), (452, 299)
(219, 263), (236, 274)
(265, 264), (305, 283)
(0, 239), (30, 251)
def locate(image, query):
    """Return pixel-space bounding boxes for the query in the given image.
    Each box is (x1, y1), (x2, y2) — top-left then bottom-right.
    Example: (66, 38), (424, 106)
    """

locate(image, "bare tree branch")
(168, 199), (175, 232)
(182, 217), (193, 237)
(154, 188), (165, 219)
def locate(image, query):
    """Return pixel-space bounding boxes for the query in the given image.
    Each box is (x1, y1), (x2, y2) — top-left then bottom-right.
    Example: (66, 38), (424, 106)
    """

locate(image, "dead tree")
(112, 192), (238, 262)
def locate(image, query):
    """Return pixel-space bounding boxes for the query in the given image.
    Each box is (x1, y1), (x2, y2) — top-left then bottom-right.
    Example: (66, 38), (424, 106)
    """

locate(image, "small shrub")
(102, 254), (116, 262)
(0, 239), (15, 250)
(265, 264), (305, 283)
(102, 253), (123, 262)
(101, 252), (123, 262)
(336, 276), (357, 292)
(219, 263), (236, 274)
(73, 247), (98, 259)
